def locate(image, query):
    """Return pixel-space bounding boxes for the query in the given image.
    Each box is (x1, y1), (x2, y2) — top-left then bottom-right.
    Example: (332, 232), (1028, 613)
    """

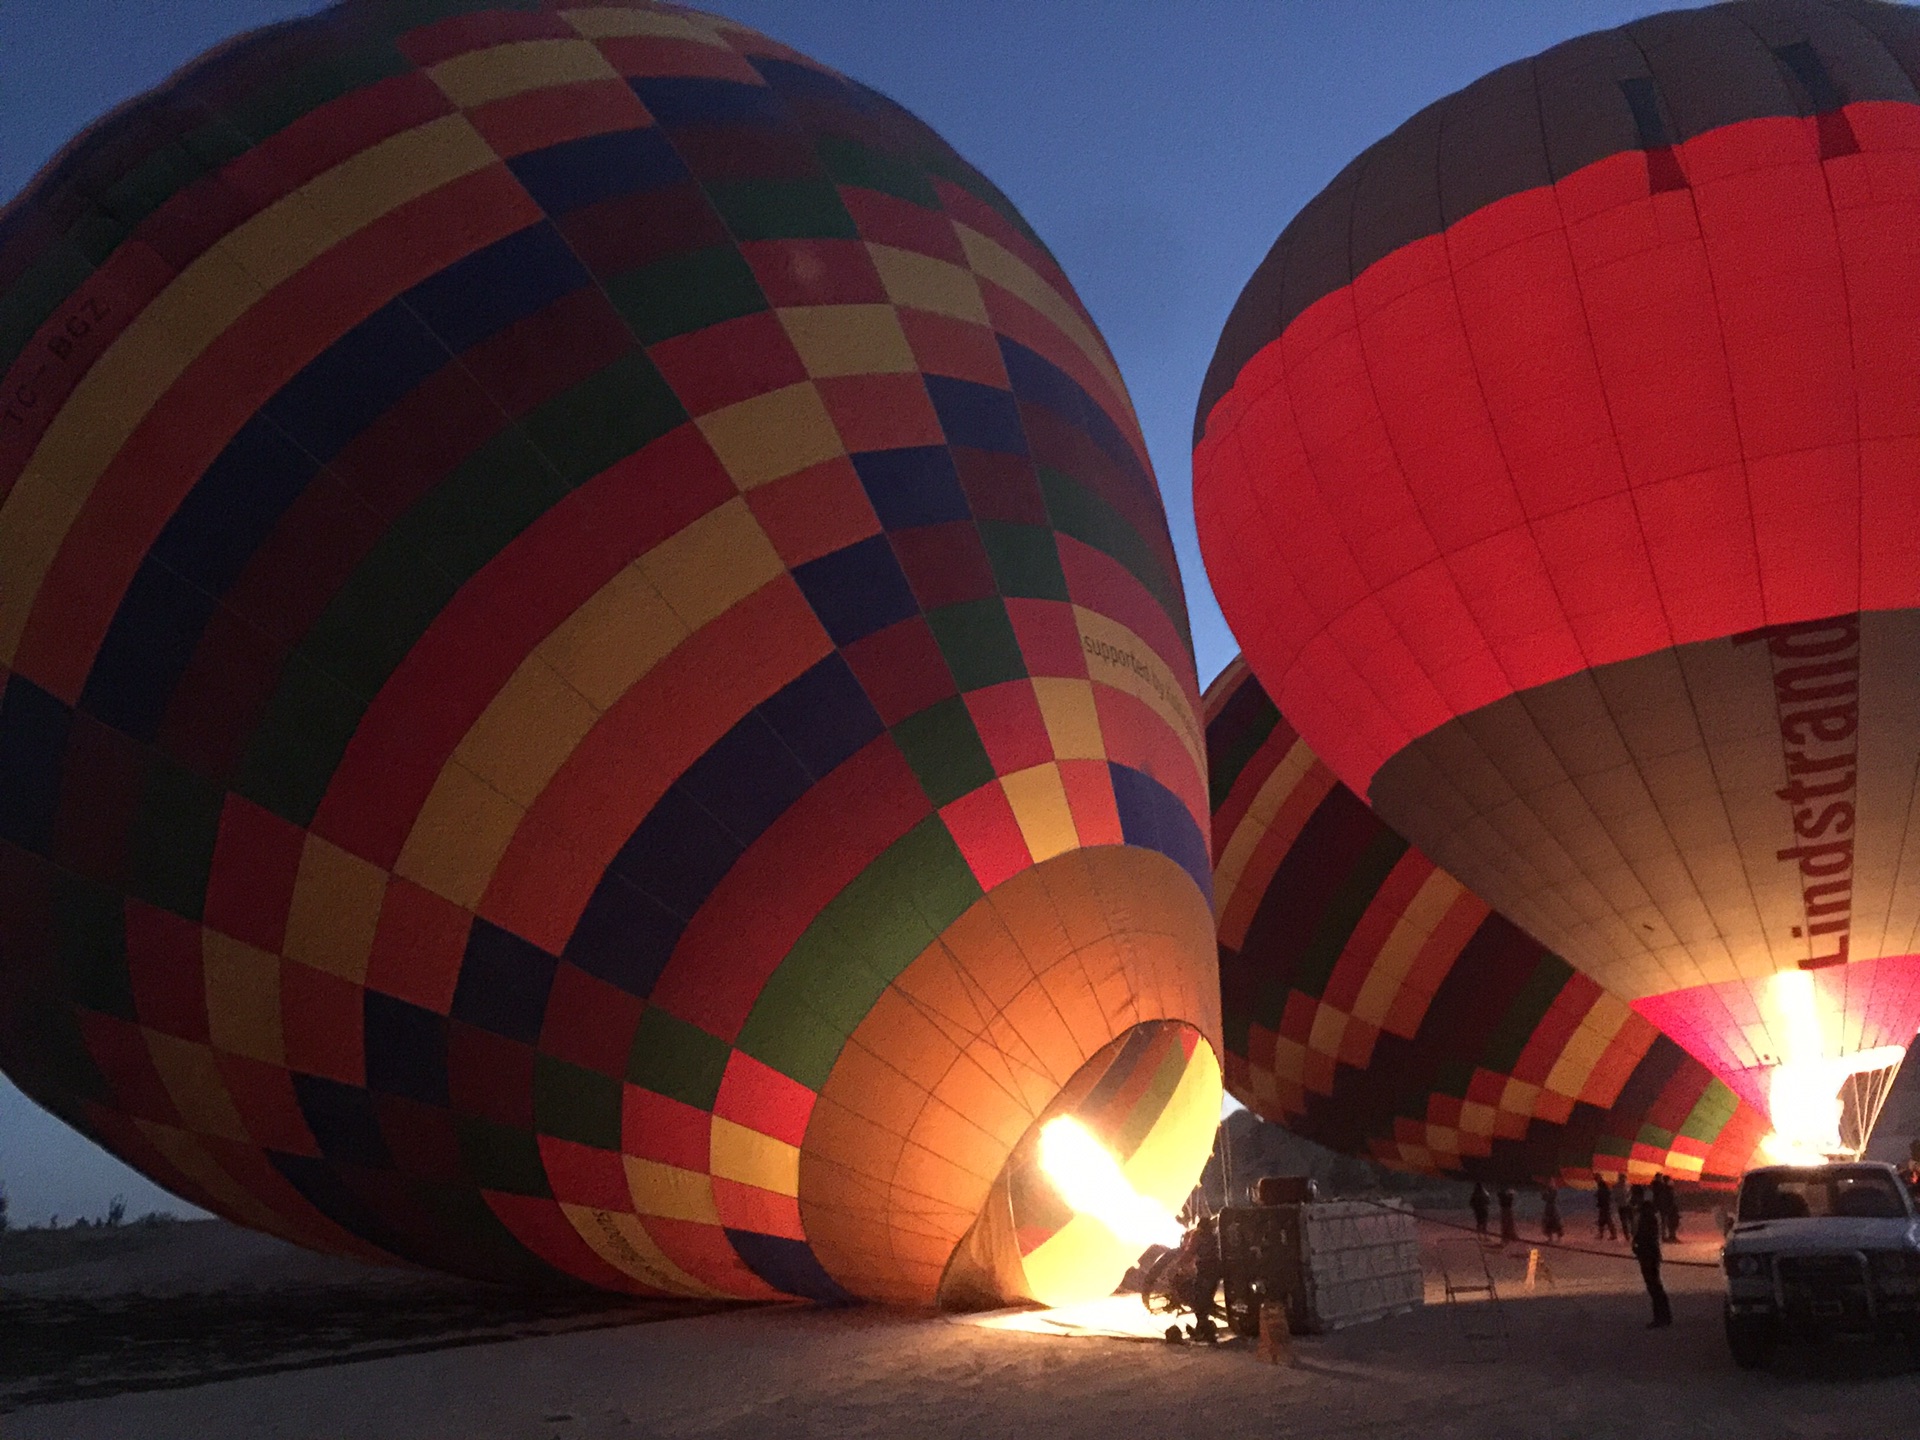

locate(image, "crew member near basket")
(1630, 1183), (1672, 1329)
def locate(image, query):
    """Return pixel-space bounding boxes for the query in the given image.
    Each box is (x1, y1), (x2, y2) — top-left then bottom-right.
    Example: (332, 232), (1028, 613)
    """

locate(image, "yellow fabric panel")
(1307, 1002), (1347, 1060)
(394, 761), (527, 910)
(778, 304), (916, 378)
(624, 1157), (720, 1224)
(1073, 607), (1204, 776)
(1500, 1077), (1541, 1117)
(1031, 677), (1105, 761)
(135, 1120), (291, 1237)
(537, 564), (687, 710)
(694, 383), (842, 488)
(1543, 991), (1632, 1103)
(282, 835), (387, 983)
(559, 1204), (721, 1297)
(954, 222), (1128, 402)
(0, 114), (496, 663)
(1214, 737), (1315, 903)
(431, 40), (617, 109)
(144, 1033), (250, 1142)
(710, 1118), (802, 1196)
(202, 931), (284, 1066)
(1000, 764), (1078, 866)
(1349, 869), (1471, 1028)
(563, 6), (729, 43)
(868, 244), (989, 324)
(638, 497), (785, 631)
(455, 657), (601, 810)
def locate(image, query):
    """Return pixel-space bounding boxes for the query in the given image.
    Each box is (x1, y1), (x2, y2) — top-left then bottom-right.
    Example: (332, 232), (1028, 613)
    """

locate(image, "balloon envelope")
(1195, 0), (1920, 1130)
(1208, 658), (1768, 1184)
(0, 0), (1219, 1305)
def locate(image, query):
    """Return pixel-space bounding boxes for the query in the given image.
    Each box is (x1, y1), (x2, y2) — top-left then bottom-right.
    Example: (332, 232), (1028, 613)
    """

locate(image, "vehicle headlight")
(1725, 1254), (1764, 1277)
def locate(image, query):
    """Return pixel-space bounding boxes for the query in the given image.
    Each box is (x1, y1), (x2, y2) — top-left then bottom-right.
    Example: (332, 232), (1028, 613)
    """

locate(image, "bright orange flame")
(1036, 1116), (1183, 1250)
(1760, 971), (1906, 1162)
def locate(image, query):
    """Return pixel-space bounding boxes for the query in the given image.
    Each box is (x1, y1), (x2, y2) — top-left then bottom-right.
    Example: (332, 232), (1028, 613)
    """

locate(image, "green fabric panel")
(627, 1008), (728, 1111)
(815, 136), (940, 209)
(1113, 1038), (1188, 1157)
(0, 244), (94, 379)
(979, 521), (1069, 603)
(890, 696), (995, 808)
(1635, 1123), (1677, 1150)
(517, 348), (686, 489)
(1481, 954), (1575, 1075)
(8, 999), (111, 1109)
(456, 1116), (551, 1197)
(237, 657), (365, 827)
(54, 872), (133, 1021)
(921, 150), (1056, 262)
(533, 1055), (624, 1151)
(926, 598), (1025, 692)
(1289, 827), (1411, 998)
(705, 179), (858, 243)
(217, 41), (415, 144)
(1432, 1058), (1474, 1100)
(1207, 696), (1282, 813)
(242, 346), (666, 825)
(1221, 990), (1252, 1059)
(127, 759), (222, 921)
(737, 818), (982, 1089)
(605, 247), (767, 344)
(1678, 1079), (1738, 1143)
(1038, 466), (1189, 649)
(414, 1179), (559, 1282)
(1595, 1132), (1634, 1159)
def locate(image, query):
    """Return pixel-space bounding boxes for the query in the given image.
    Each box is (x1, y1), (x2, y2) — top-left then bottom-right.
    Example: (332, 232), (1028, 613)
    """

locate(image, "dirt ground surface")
(6, 1215), (1918, 1438)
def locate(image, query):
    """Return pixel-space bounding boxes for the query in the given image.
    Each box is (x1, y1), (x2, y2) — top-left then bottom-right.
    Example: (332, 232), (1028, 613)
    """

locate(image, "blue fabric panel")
(401, 221), (594, 353)
(999, 337), (1149, 493)
(792, 534), (919, 646)
(631, 78), (787, 128)
(926, 374), (1027, 456)
(263, 302), (447, 461)
(757, 654), (883, 780)
(508, 128), (688, 215)
(364, 991), (452, 1106)
(292, 1072), (394, 1169)
(80, 558), (221, 740)
(452, 921), (559, 1045)
(562, 872), (687, 999)
(1109, 762), (1213, 906)
(0, 674), (70, 855)
(851, 446), (970, 530)
(725, 1228), (855, 1303)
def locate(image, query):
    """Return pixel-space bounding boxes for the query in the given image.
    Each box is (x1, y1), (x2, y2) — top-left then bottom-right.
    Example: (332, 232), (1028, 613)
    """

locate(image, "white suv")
(1721, 1162), (1920, 1369)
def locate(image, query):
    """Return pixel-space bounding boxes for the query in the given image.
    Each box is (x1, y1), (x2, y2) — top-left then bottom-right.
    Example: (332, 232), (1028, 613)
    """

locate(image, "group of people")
(1467, 1172), (1679, 1329)
(1594, 1172), (1682, 1244)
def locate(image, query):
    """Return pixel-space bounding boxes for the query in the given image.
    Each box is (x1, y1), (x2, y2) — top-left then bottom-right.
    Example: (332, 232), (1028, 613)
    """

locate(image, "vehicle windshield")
(1737, 1167), (1911, 1222)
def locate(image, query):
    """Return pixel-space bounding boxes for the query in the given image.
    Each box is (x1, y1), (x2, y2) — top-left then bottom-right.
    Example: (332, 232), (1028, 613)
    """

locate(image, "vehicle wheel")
(1724, 1315), (1777, 1371)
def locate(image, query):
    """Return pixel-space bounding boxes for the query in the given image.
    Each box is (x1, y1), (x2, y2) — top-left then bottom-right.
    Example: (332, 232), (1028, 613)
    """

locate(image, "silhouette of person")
(1594, 1175), (1618, 1240)
(1470, 1181), (1491, 1236)
(1498, 1185), (1518, 1245)
(1631, 1183), (1671, 1328)
(1540, 1183), (1564, 1242)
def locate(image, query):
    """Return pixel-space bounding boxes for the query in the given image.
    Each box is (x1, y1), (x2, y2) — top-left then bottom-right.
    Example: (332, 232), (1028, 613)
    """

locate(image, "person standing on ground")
(1594, 1175), (1617, 1240)
(1497, 1185), (1518, 1245)
(1630, 1183), (1672, 1328)
(1470, 1180), (1491, 1237)
(1653, 1172), (1680, 1243)
(1540, 1183), (1564, 1242)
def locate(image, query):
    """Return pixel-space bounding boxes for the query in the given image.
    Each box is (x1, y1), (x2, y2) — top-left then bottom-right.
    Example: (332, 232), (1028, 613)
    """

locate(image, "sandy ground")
(6, 1216), (1918, 1439)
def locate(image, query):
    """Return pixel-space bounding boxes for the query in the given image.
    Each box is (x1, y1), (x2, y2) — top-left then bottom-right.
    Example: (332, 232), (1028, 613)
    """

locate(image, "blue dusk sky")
(0, 0), (1711, 1224)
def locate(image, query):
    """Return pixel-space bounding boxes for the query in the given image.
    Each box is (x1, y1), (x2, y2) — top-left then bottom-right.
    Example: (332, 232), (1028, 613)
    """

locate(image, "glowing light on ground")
(1037, 1116), (1184, 1250)
(1760, 971), (1908, 1163)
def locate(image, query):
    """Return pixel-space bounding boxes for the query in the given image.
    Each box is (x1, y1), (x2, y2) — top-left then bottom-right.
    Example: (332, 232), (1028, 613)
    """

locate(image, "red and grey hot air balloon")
(1196, 0), (1920, 1161)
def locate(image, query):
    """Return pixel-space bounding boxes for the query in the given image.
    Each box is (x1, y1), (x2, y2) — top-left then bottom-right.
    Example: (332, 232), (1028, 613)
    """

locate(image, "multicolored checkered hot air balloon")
(0, 0), (1221, 1306)
(1194, 0), (1920, 1165)
(1207, 658), (1769, 1186)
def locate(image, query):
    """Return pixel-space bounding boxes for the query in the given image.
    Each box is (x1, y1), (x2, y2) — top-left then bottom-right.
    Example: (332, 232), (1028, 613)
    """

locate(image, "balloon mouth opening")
(1758, 971), (1909, 1163)
(935, 1020), (1220, 1312)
